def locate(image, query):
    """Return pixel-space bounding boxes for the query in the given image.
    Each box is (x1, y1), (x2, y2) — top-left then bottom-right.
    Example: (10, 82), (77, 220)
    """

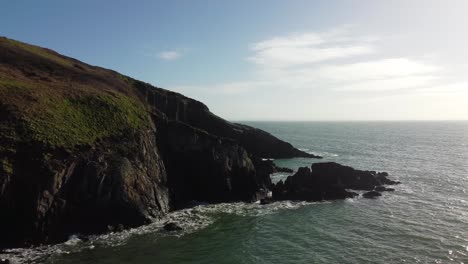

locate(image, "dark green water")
(4, 121), (468, 263)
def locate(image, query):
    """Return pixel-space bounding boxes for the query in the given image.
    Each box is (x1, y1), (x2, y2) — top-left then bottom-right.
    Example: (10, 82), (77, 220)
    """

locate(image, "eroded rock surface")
(272, 162), (398, 201)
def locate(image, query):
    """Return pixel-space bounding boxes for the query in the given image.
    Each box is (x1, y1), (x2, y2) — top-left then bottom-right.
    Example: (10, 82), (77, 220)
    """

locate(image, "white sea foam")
(298, 148), (339, 157)
(63, 235), (82, 246)
(0, 200), (321, 264)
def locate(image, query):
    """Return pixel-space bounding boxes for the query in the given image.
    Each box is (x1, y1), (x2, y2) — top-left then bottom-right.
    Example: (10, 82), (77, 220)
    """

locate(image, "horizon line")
(232, 119), (468, 122)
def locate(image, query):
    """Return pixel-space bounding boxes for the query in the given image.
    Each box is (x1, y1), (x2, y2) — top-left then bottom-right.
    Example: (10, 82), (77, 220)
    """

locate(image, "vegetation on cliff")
(0, 37), (151, 149)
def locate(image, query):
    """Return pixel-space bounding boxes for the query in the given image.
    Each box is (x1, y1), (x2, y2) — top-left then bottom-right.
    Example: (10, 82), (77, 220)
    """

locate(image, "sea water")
(2, 121), (468, 264)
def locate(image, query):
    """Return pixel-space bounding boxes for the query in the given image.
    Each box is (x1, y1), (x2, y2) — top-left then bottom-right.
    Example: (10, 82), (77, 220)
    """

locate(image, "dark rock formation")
(272, 162), (396, 201)
(163, 222), (183, 231)
(272, 167), (357, 201)
(131, 80), (321, 160)
(158, 120), (270, 207)
(0, 130), (169, 248)
(260, 197), (275, 205)
(0, 37), (319, 249)
(274, 166), (294, 173)
(363, 191), (382, 198)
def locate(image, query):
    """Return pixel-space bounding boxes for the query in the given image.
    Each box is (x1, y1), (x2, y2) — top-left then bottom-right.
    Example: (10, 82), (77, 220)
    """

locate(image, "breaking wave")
(0, 200), (324, 264)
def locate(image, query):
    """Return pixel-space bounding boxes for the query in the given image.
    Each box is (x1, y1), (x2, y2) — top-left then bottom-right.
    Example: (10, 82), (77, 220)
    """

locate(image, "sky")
(1, 0), (468, 121)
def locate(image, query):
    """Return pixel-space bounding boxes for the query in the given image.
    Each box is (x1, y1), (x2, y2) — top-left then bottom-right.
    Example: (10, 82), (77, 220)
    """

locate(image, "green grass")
(0, 37), (154, 149)
(1, 158), (13, 175)
(0, 74), (34, 90)
(0, 66), (151, 149)
(22, 93), (151, 148)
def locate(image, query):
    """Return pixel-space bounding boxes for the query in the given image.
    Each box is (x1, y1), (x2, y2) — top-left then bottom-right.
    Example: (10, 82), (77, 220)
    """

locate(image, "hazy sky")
(2, 0), (468, 120)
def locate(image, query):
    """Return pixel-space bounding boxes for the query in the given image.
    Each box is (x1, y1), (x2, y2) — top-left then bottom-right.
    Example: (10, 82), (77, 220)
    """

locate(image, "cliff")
(0, 37), (316, 248)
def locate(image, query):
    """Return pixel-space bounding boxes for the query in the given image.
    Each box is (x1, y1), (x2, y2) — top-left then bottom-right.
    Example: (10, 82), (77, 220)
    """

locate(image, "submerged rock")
(163, 222), (183, 232)
(363, 191), (382, 198)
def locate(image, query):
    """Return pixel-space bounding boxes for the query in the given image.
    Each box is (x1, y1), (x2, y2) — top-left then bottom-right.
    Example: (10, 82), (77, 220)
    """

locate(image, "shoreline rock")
(260, 197), (275, 205)
(163, 222), (183, 232)
(274, 166), (294, 173)
(363, 191), (382, 198)
(272, 162), (397, 202)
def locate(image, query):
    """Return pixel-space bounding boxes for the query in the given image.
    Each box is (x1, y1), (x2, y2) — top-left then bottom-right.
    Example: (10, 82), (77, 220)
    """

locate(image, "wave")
(298, 148), (339, 157)
(0, 200), (324, 264)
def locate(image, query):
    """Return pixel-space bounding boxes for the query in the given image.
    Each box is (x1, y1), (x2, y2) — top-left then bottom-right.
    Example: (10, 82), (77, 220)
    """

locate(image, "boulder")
(163, 222), (183, 232)
(363, 191), (382, 198)
(260, 198), (274, 205)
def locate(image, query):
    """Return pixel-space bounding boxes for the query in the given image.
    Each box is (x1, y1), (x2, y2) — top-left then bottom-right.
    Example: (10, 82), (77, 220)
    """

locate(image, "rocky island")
(0, 37), (398, 250)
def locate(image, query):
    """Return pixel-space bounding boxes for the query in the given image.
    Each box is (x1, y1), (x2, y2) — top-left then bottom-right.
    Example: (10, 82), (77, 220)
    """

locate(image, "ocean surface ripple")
(2, 121), (467, 264)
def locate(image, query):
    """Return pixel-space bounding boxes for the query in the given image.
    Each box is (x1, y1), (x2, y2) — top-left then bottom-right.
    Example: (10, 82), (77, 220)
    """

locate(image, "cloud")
(412, 82), (468, 96)
(158, 51), (182, 61)
(170, 27), (468, 120)
(332, 75), (439, 91)
(248, 31), (376, 68)
(249, 45), (375, 68)
(317, 58), (439, 81)
(251, 33), (325, 51)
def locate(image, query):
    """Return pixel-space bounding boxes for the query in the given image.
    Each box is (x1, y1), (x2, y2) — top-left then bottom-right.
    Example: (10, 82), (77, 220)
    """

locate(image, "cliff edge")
(0, 37), (317, 248)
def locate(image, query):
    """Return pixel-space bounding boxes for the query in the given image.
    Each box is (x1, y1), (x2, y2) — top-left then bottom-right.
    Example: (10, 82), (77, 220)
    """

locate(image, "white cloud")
(251, 33), (325, 51)
(158, 51), (182, 61)
(249, 45), (375, 68)
(170, 27), (468, 120)
(248, 31), (376, 68)
(317, 58), (439, 81)
(413, 82), (468, 95)
(332, 76), (439, 91)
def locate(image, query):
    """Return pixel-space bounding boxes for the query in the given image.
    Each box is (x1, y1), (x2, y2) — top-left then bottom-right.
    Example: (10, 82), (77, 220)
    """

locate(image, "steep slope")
(131, 80), (319, 159)
(0, 37), (316, 248)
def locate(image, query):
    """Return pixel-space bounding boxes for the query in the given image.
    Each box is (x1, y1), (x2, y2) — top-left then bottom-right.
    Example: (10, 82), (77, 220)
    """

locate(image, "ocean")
(3, 121), (468, 264)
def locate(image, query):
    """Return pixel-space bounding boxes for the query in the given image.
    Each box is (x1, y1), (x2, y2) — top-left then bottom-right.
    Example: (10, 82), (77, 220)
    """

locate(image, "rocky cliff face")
(132, 80), (320, 159)
(0, 37), (315, 249)
(160, 120), (269, 207)
(0, 129), (169, 248)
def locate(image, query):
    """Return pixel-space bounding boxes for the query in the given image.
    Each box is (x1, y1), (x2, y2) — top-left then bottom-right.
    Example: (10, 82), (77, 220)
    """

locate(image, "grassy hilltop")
(0, 37), (151, 149)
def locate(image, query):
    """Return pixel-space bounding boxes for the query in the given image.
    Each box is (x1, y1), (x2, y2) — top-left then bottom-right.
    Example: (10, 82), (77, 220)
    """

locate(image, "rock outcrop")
(272, 162), (398, 201)
(163, 222), (183, 231)
(158, 120), (270, 207)
(0, 130), (169, 248)
(363, 191), (382, 198)
(131, 80), (321, 159)
(0, 37), (319, 249)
